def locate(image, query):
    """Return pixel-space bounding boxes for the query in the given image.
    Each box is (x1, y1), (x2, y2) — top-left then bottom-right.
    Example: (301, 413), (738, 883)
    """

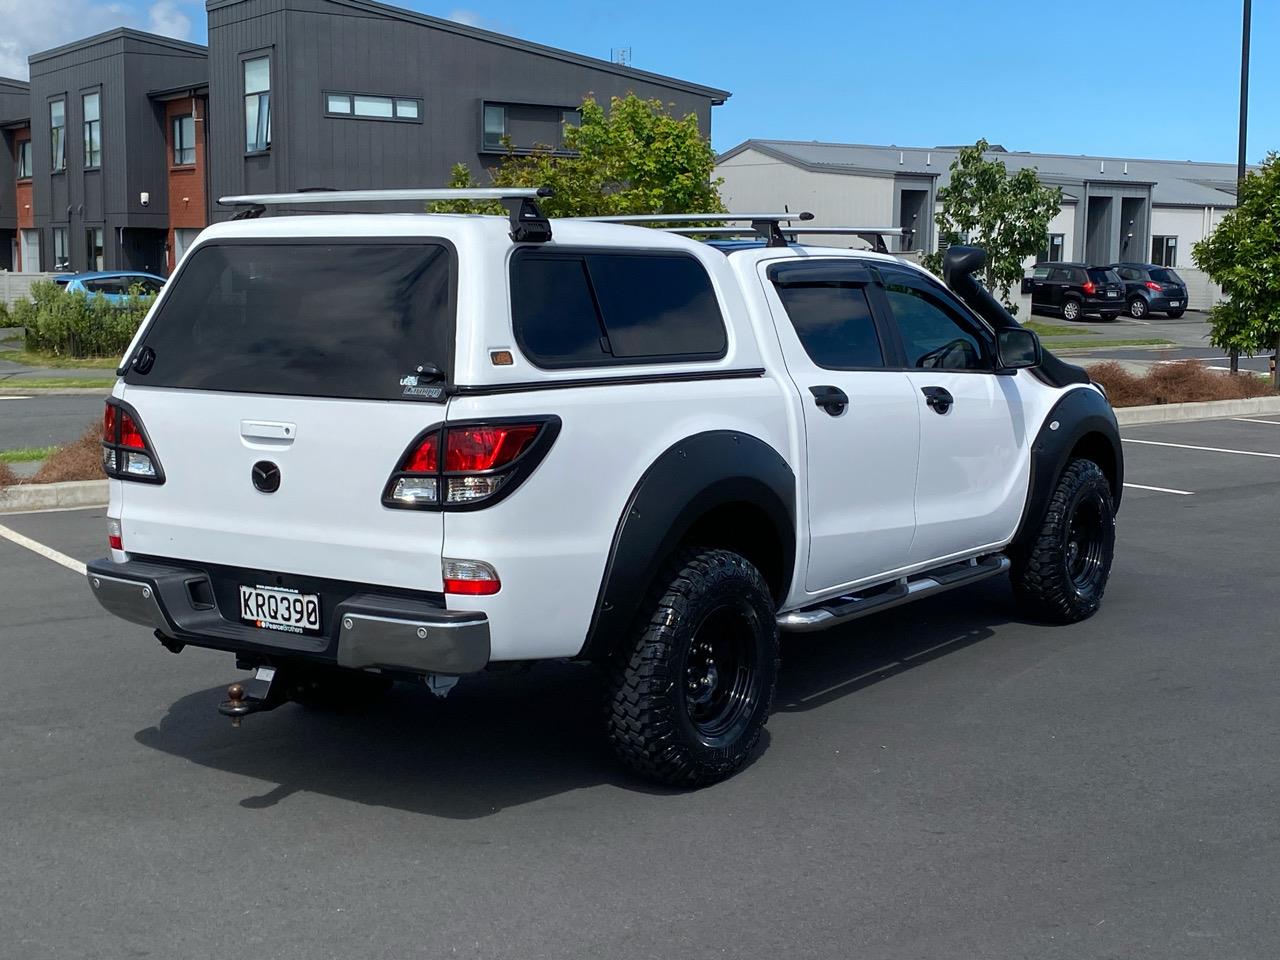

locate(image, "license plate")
(1107, 291), (1119, 297)
(239, 584), (321, 634)
(1169, 301), (1181, 307)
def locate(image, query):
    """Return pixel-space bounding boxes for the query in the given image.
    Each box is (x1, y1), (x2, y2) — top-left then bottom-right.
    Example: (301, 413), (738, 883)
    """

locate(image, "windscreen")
(124, 241), (453, 400)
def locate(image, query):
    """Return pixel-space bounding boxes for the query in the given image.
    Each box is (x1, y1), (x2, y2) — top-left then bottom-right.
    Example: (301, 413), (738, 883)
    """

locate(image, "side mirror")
(996, 327), (1042, 371)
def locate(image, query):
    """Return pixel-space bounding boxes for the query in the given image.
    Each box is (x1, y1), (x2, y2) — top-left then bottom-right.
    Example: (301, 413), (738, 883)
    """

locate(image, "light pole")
(1231, 0), (1251, 374)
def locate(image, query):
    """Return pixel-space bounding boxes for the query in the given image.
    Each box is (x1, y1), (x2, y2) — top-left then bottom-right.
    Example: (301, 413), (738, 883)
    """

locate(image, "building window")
(483, 103), (506, 150)
(1040, 233), (1065, 262)
(244, 56), (271, 153)
(324, 92), (421, 122)
(83, 91), (101, 168)
(16, 140), (32, 179)
(172, 114), (196, 165)
(86, 227), (104, 271)
(50, 98), (66, 171)
(173, 227), (201, 264)
(1151, 235), (1177, 267)
(19, 229), (40, 272)
(52, 228), (69, 271)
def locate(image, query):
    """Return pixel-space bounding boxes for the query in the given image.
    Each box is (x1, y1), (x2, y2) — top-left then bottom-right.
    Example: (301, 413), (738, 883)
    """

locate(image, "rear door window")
(769, 261), (884, 369)
(511, 249), (727, 368)
(124, 241), (454, 400)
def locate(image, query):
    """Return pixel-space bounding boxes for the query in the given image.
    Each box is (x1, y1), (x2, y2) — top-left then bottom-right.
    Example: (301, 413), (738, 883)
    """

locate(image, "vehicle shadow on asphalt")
(133, 578), (1020, 819)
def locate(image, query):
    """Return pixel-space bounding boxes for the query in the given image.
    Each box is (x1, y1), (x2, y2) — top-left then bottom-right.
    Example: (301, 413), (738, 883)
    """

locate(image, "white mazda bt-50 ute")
(87, 189), (1121, 787)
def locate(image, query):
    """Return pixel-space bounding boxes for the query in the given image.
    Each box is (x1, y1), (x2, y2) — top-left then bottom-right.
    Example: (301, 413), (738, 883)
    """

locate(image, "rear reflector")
(442, 557), (500, 595)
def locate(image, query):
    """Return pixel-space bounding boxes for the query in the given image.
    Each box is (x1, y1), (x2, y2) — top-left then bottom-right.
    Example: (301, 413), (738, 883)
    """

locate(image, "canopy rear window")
(510, 249), (727, 368)
(125, 241), (454, 400)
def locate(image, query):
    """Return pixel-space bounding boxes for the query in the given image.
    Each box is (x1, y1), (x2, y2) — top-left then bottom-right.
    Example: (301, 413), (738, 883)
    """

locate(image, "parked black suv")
(1108, 263), (1189, 319)
(1026, 263), (1125, 321)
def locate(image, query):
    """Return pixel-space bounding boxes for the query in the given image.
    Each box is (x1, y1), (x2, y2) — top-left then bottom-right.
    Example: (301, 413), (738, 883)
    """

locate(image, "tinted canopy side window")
(125, 241), (454, 400)
(881, 277), (990, 371)
(769, 263), (884, 370)
(511, 250), (727, 368)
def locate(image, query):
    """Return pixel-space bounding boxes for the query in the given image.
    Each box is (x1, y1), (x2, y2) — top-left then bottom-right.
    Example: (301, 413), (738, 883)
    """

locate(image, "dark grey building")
(1, 77), (31, 270)
(205, 0), (729, 218)
(25, 29), (207, 272)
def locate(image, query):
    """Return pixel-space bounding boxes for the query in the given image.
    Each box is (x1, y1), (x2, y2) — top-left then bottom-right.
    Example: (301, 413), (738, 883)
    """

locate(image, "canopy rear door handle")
(809, 385), (848, 416)
(921, 386), (954, 415)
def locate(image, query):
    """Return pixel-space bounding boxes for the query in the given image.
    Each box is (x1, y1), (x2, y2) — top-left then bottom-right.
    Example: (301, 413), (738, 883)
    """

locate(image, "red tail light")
(101, 400), (165, 484)
(1145, 281), (1162, 292)
(383, 417), (560, 511)
(1082, 280), (1096, 295)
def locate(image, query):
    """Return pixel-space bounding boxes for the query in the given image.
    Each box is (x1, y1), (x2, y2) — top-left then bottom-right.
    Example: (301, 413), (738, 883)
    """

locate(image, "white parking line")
(1123, 482), (1194, 496)
(0, 395), (32, 401)
(1232, 418), (1280, 426)
(1122, 438), (1280, 459)
(0, 521), (86, 575)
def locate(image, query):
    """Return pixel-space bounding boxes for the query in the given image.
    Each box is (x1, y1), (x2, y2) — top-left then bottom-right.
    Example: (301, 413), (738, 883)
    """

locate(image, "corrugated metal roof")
(721, 140), (1243, 208)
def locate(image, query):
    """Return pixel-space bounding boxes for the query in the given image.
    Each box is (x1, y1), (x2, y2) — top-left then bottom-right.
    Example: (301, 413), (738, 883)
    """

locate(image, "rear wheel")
(605, 548), (778, 787)
(1167, 308), (1186, 318)
(1101, 312), (1120, 321)
(1061, 299), (1082, 321)
(1128, 297), (1148, 319)
(1012, 458), (1116, 623)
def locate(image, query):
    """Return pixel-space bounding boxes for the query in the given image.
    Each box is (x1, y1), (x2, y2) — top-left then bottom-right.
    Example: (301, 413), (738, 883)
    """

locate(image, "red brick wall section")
(164, 97), (207, 272)
(14, 126), (32, 269)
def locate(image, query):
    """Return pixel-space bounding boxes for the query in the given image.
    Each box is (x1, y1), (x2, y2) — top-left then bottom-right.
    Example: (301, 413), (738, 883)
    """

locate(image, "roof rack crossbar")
(664, 224), (911, 253)
(215, 187), (555, 242)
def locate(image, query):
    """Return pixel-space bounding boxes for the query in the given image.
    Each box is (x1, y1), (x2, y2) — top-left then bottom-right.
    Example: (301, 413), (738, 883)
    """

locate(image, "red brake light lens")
(1145, 280), (1162, 291)
(403, 433), (439, 473)
(102, 404), (118, 442)
(1082, 280), (1096, 295)
(444, 425), (540, 473)
(119, 411), (146, 450)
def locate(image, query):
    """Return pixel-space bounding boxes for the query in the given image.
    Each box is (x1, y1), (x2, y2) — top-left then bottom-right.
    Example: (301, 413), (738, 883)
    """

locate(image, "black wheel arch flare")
(1011, 386), (1124, 557)
(577, 431), (796, 661)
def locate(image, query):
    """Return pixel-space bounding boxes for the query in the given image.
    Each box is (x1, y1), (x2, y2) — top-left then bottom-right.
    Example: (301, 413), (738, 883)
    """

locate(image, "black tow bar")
(219, 666), (289, 727)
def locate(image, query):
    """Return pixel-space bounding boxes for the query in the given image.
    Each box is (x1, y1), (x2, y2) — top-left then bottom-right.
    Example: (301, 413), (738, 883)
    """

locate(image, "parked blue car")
(54, 271), (166, 303)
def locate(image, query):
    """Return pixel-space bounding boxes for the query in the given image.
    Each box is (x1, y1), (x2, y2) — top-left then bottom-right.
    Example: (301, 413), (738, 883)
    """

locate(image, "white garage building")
(716, 139), (1239, 279)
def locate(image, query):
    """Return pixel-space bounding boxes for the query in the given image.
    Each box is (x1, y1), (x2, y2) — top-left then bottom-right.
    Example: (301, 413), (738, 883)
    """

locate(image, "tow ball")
(218, 666), (288, 727)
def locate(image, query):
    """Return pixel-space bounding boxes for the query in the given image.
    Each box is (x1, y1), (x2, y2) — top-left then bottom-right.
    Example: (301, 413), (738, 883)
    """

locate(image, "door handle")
(921, 386), (954, 414)
(809, 385), (848, 416)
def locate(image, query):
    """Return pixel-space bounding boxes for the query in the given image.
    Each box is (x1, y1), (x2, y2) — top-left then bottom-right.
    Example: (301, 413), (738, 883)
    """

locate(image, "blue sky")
(3, 0), (1275, 163)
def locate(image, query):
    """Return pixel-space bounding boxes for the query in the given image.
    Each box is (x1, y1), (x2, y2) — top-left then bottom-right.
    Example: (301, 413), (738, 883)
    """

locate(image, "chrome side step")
(778, 555), (1010, 633)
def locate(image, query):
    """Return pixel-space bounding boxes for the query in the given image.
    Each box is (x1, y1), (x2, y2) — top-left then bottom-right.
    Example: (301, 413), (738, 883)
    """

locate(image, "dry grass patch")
(1089, 359), (1277, 407)
(31, 427), (105, 484)
(0, 461), (19, 487)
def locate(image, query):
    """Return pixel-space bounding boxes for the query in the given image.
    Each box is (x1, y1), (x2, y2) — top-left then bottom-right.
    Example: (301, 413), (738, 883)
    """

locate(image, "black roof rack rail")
(216, 187), (555, 241)
(663, 224), (910, 254)
(573, 211), (814, 247)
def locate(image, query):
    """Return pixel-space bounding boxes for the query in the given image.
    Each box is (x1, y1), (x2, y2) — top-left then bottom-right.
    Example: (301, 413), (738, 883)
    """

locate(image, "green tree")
(1192, 152), (1280, 385)
(923, 139), (1063, 314)
(430, 93), (725, 217)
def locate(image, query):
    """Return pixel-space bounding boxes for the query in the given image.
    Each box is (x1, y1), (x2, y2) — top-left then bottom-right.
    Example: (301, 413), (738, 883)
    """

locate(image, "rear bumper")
(86, 557), (490, 675)
(1083, 296), (1123, 314)
(1147, 295), (1186, 311)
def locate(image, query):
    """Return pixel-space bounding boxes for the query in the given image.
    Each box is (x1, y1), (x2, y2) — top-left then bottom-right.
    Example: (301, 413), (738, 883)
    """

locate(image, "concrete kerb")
(0, 480), (108, 513)
(1114, 395), (1280, 426)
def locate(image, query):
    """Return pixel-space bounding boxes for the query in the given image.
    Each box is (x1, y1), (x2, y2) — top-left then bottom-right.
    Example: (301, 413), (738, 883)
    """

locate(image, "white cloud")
(148, 0), (192, 39)
(0, 0), (194, 79)
(445, 8), (505, 32)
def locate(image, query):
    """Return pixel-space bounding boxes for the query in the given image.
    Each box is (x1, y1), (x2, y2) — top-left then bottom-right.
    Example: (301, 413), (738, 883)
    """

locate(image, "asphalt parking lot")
(3, 416), (1279, 959)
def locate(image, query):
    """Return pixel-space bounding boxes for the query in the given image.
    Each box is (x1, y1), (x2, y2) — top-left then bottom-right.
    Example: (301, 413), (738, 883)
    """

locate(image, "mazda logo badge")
(252, 461), (281, 493)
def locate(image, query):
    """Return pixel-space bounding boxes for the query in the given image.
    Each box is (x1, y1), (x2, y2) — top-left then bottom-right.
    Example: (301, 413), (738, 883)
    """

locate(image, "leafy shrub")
(15, 280), (154, 358)
(1089, 359), (1276, 407)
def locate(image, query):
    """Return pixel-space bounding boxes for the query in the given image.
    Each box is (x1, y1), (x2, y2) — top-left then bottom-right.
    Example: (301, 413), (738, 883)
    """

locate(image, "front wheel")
(1012, 458), (1116, 623)
(605, 548), (778, 787)
(1061, 299), (1082, 321)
